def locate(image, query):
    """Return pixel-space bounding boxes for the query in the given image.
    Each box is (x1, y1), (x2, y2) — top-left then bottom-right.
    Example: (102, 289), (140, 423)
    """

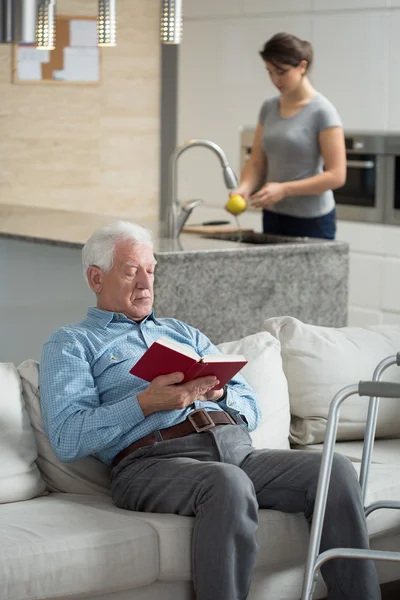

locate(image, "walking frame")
(301, 352), (400, 600)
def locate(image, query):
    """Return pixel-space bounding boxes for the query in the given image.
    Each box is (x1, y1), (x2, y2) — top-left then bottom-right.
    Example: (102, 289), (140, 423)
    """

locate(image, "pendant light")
(36, 0), (55, 50)
(0, 0), (37, 44)
(97, 0), (116, 47)
(160, 0), (183, 45)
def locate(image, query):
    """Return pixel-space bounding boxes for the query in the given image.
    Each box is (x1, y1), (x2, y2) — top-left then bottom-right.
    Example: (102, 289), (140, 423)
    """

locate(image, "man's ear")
(87, 266), (104, 294)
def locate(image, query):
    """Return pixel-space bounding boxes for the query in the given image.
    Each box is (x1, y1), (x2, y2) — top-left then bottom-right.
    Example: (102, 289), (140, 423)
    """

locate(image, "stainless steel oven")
(384, 134), (400, 226)
(335, 133), (386, 223)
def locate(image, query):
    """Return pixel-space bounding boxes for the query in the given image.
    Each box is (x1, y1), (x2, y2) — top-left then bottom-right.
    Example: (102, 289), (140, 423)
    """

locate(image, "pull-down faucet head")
(165, 139), (239, 238)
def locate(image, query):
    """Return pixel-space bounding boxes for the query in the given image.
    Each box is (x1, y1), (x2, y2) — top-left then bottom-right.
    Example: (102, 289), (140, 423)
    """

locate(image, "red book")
(130, 336), (248, 389)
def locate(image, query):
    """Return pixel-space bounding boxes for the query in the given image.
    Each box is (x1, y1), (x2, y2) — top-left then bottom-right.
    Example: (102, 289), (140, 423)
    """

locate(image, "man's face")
(87, 241), (157, 321)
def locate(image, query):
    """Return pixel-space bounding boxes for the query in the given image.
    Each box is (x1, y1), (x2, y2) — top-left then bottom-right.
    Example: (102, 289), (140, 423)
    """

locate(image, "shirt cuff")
(217, 385), (228, 403)
(219, 387), (249, 427)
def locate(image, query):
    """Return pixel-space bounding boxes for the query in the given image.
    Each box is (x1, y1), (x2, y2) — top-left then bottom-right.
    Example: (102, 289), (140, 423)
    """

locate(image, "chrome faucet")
(166, 139), (239, 238)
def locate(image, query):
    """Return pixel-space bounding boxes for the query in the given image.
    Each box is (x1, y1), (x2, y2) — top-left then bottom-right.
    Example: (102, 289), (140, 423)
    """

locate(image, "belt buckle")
(188, 408), (215, 433)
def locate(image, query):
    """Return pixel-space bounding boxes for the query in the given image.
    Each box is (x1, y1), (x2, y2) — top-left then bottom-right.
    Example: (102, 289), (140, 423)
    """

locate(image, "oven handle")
(346, 160), (375, 169)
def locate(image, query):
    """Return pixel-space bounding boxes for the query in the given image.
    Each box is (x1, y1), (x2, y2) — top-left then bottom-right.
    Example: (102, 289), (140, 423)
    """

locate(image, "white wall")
(178, 0), (400, 326)
(336, 220), (400, 327)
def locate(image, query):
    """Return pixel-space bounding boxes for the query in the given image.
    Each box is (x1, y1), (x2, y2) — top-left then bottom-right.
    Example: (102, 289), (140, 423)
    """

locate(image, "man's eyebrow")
(125, 261), (157, 267)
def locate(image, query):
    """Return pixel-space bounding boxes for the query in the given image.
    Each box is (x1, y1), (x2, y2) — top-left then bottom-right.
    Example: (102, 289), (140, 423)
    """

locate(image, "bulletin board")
(12, 15), (101, 85)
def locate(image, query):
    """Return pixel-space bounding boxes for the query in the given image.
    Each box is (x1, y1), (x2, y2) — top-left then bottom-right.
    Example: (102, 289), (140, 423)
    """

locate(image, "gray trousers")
(110, 423), (381, 600)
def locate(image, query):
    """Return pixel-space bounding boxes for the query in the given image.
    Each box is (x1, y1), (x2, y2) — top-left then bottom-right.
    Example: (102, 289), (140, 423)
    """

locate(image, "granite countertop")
(0, 203), (348, 255)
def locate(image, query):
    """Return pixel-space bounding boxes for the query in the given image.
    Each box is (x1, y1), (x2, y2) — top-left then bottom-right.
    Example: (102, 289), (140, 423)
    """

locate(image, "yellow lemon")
(225, 194), (247, 215)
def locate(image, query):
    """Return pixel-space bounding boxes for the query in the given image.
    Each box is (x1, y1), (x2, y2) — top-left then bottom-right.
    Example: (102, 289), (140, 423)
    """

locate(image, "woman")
(233, 32), (346, 239)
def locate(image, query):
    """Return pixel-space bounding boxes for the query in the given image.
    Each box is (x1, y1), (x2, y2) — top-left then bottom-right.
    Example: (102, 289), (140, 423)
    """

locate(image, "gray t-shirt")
(258, 93), (342, 218)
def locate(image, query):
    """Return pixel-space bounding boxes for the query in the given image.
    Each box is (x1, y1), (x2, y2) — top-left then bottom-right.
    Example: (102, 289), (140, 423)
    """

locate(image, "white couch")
(1, 317), (400, 600)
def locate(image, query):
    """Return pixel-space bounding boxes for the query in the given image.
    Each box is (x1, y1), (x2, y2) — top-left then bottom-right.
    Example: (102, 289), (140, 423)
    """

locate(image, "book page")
(203, 353), (246, 363)
(157, 337), (200, 361)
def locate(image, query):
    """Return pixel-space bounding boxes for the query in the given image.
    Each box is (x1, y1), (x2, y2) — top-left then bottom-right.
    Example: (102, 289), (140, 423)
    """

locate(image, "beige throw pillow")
(17, 360), (111, 496)
(0, 363), (46, 503)
(218, 331), (290, 450)
(264, 317), (400, 445)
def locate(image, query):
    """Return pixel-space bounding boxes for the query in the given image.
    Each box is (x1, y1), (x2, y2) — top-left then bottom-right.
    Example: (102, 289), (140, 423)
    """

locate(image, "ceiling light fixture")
(36, 0), (56, 50)
(98, 0), (116, 47)
(160, 0), (182, 45)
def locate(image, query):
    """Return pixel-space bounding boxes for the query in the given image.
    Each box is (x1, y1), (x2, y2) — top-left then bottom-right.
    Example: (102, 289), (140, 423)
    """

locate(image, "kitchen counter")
(0, 204), (349, 362)
(0, 203), (244, 251)
(0, 203), (341, 254)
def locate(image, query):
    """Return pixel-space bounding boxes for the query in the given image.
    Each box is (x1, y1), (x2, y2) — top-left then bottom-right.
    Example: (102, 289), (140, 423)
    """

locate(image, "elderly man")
(40, 220), (380, 600)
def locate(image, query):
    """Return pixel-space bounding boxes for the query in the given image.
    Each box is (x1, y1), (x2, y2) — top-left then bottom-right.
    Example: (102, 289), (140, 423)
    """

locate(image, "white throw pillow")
(264, 316), (400, 445)
(0, 362), (46, 503)
(17, 360), (111, 496)
(218, 332), (290, 450)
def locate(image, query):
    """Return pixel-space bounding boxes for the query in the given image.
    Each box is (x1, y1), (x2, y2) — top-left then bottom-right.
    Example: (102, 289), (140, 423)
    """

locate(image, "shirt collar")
(86, 307), (160, 328)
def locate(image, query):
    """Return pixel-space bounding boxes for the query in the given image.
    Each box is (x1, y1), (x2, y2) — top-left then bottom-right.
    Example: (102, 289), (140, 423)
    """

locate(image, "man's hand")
(202, 388), (225, 402)
(137, 372), (221, 416)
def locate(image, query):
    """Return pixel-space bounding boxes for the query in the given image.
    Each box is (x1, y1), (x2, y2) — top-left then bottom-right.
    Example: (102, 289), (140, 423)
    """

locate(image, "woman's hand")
(230, 185), (251, 201)
(249, 182), (286, 208)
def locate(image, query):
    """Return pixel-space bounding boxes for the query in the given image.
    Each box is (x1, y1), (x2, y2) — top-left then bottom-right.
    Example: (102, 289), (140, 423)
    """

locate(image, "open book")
(130, 336), (248, 389)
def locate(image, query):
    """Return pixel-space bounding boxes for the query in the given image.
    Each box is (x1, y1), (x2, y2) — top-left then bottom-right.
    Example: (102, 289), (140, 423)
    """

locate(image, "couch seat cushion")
(0, 494), (158, 600)
(134, 461), (400, 580)
(354, 462), (400, 536)
(293, 439), (400, 465)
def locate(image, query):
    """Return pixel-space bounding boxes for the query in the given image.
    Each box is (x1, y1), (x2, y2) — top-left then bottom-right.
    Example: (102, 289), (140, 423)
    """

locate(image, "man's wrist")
(137, 389), (152, 416)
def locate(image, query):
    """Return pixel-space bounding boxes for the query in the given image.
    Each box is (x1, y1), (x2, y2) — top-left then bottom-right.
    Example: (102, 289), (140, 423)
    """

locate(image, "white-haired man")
(40, 220), (380, 600)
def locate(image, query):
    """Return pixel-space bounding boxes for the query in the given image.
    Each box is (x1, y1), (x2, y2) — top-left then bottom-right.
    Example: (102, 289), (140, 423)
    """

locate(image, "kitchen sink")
(202, 231), (324, 245)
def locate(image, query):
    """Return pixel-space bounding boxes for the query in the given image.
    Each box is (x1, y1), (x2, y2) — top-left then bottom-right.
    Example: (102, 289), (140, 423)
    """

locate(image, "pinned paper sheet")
(63, 47), (100, 82)
(16, 47), (50, 80)
(17, 60), (41, 81)
(70, 19), (97, 47)
(53, 70), (66, 81)
(18, 48), (50, 63)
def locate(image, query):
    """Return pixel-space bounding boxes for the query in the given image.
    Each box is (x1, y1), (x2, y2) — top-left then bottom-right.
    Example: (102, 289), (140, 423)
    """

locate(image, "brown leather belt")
(112, 409), (237, 468)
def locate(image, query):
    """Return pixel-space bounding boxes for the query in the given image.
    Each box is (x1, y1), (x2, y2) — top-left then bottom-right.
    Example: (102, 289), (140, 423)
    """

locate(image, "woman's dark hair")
(259, 32), (313, 71)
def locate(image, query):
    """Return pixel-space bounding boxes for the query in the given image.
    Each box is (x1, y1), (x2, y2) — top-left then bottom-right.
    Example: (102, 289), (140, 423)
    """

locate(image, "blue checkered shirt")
(39, 307), (261, 466)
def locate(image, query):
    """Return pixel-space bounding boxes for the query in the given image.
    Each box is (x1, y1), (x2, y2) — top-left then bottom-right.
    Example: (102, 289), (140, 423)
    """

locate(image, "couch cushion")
(17, 360), (111, 495)
(264, 317), (400, 445)
(0, 363), (46, 503)
(353, 462), (400, 537)
(134, 461), (400, 580)
(218, 332), (290, 450)
(293, 439), (400, 465)
(0, 494), (158, 600)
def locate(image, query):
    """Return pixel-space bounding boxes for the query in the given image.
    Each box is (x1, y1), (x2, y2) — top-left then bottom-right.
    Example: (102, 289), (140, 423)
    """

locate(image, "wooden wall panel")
(0, 0), (160, 218)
